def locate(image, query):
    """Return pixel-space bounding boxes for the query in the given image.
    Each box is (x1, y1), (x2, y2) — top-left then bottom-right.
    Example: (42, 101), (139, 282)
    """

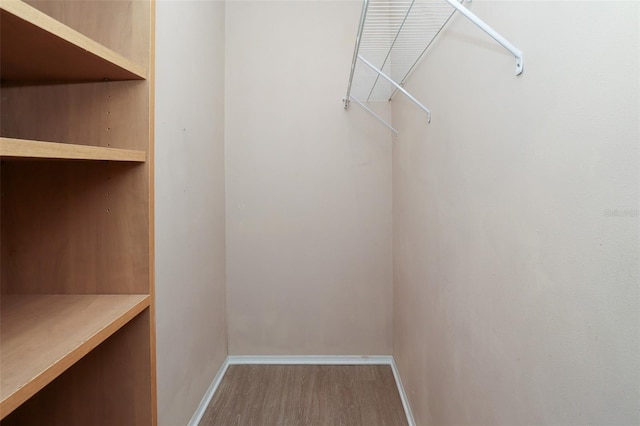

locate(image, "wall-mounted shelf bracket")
(443, 0), (523, 75)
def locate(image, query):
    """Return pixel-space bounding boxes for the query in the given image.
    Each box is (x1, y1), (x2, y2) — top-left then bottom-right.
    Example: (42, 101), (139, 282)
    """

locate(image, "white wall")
(392, 1), (639, 424)
(155, 1), (227, 424)
(224, 0), (394, 355)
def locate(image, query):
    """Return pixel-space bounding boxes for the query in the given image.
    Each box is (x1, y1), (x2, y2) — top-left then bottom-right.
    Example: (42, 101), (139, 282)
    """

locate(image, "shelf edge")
(0, 138), (146, 162)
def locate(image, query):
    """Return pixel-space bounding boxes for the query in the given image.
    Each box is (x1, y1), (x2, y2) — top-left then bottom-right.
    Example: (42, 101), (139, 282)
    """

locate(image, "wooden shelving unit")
(0, 0), (155, 424)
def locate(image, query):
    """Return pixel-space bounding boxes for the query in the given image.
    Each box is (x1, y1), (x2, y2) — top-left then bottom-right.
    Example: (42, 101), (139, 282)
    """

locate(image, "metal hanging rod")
(347, 96), (399, 134)
(344, 0), (524, 131)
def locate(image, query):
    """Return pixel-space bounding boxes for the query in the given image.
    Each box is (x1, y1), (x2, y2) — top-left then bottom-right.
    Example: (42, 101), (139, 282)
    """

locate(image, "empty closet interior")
(1, 0), (639, 425)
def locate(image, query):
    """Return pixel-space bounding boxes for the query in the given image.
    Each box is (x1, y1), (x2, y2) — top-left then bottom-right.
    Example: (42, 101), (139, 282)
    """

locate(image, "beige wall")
(392, 1), (639, 425)
(155, 1), (227, 424)
(225, 1), (394, 355)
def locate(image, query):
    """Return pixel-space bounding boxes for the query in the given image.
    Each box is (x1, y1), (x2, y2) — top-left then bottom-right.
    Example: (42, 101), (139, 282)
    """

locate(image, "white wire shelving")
(344, 0), (523, 131)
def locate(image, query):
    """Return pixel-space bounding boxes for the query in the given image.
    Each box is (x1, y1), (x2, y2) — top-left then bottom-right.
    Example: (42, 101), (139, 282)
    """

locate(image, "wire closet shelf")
(344, 0), (523, 132)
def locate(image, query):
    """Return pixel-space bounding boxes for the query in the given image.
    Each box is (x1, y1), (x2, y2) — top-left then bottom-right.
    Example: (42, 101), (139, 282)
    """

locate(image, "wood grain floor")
(199, 364), (408, 426)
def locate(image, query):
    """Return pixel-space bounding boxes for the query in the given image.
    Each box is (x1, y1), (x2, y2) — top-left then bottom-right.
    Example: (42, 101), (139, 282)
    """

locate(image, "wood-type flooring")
(199, 364), (409, 426)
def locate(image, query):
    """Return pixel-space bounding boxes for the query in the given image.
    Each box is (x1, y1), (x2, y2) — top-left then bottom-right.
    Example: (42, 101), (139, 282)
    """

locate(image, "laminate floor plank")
(199, 364), (408, 426)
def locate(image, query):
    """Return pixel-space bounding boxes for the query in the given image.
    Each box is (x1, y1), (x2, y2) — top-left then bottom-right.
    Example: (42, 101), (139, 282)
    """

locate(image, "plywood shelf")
(0, 137), (146, 162)
(0, 294), (150, 419)
(0, 0), (146, 82)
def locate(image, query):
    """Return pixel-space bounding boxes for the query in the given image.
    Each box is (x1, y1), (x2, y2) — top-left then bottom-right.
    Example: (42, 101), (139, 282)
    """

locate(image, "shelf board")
(0, 0), (145, 82)
(0, 137), (146, 162)
(0, 294), (150, 419)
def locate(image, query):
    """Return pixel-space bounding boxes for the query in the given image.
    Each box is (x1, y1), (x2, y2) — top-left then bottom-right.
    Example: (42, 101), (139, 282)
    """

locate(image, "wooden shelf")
(0, 0), (145, 82)
(0, 137), (146, 162)
(0, 294), (150, 418)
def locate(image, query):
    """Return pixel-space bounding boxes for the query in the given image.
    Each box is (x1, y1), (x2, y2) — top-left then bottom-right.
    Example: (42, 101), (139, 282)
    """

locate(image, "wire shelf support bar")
(444, 0), (523, 75)
(366, 0), (417, 101)
(358, 55), (431, 123)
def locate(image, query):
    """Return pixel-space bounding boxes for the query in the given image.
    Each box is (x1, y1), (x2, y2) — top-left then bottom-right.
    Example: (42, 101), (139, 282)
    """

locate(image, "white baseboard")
(187, 357), (230, 426)
(227, 354), (394, 365)
(189, 355), (415, 426)
(390, 357), (417, 426)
